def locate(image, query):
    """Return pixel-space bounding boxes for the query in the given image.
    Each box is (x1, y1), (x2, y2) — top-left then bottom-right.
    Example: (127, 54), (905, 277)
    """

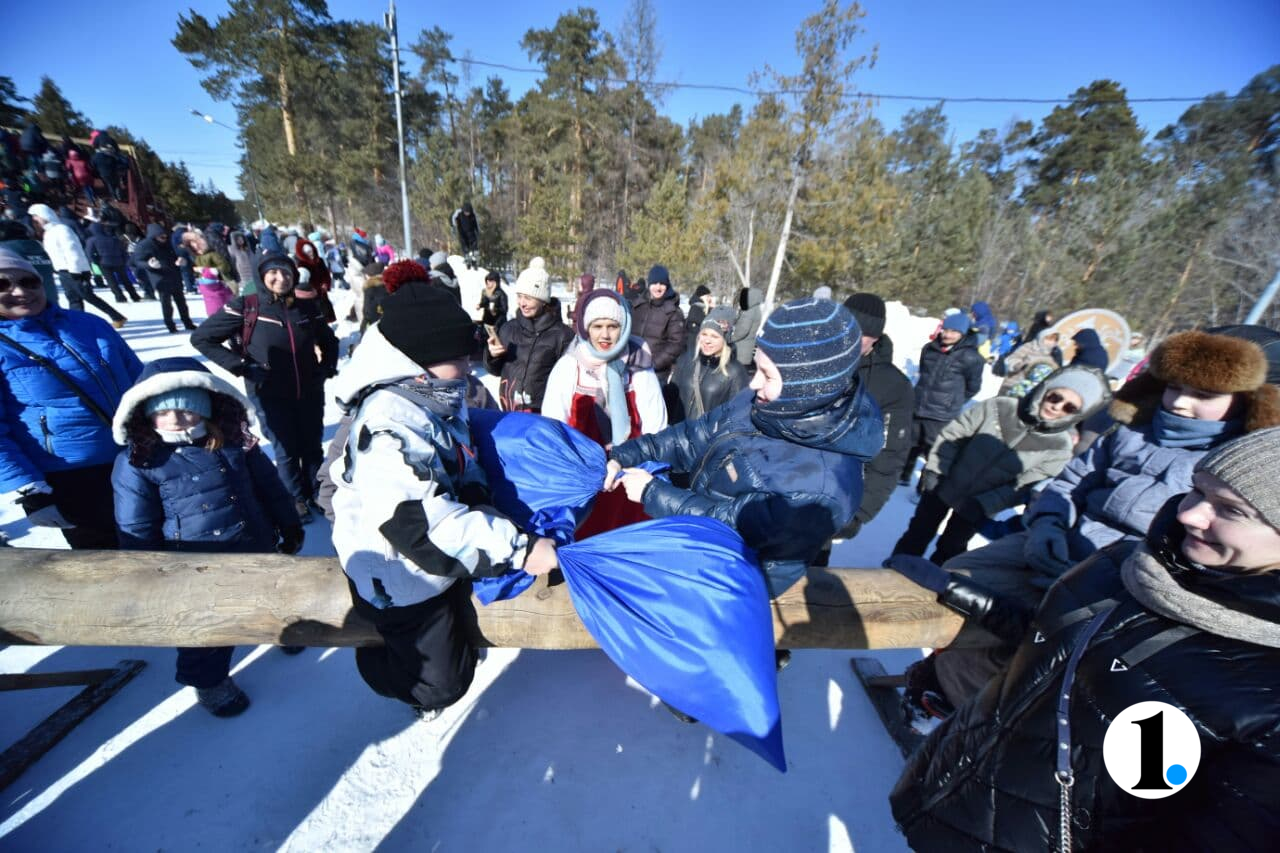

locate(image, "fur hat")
(1111, 330), (1280, 432)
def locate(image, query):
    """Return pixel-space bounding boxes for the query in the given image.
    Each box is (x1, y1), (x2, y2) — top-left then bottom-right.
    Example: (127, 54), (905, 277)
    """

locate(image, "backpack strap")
(241, 293), (260, 352)
(0, 331), (113, 427)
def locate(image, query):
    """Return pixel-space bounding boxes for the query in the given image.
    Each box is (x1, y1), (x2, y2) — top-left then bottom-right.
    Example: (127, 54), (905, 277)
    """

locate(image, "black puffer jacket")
(130, 223), (183, 294)
(683, 286), (711, 349)
(891, 510), (1280, 852)
(85, 223), (127, 268)
(667, 348), (749, 423)
(191, 291), (339, 400)
(914, 333), (985, 422)
(856, 335), (915, 525)
(483, 306), (573, 412)
(631, 289), (686, 380)
(478, 286), (508, 330)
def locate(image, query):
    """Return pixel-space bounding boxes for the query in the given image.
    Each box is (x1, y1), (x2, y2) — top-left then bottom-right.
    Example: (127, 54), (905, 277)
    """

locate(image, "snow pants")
(899, 417), (947, 483)
(348, 580), (478, 712)
(892, 489), (980, 566)
(45, 462), (118, 550)
(252, 390), (325, 503)
(175, 646), (235, 689)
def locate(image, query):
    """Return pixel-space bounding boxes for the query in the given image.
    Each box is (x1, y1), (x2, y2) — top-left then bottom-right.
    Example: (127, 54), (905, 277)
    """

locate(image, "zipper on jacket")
(39, 414), (53, 453)
(38, 319), (114, 404)
(690, 430), (755, 485)
(285, 310), (302, 399)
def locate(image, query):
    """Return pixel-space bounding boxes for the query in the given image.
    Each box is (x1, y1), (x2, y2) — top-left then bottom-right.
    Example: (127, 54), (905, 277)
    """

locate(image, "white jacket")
(329, 325), (528, 607)
(541, 338), (668, 442)
(29, 205), (90, 274)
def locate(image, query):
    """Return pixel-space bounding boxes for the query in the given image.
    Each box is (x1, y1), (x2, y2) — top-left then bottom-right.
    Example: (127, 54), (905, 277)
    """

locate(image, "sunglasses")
(1044, 392), (1080, 414)
(0, 275), (42, 294)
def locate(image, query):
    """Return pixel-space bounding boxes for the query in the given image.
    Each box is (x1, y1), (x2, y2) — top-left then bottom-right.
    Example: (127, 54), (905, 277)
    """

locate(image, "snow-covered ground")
(1, 272), (995, 851)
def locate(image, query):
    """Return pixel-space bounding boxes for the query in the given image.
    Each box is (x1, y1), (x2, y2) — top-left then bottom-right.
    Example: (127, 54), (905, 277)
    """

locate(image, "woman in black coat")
(888, 427), (1280, 852)
(667, 307), (747, 423)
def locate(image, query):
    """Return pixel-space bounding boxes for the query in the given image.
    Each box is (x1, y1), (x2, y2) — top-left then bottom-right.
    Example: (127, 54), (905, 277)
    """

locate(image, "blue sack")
(466, 409), (786, 770)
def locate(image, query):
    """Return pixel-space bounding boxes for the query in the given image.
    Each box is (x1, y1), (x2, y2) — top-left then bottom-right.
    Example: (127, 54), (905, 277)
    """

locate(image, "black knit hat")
(257, 251), (297, 285)
(647, 264), (670, 286)
(843, 292), (885, 339)
(379, 282), (477, 369)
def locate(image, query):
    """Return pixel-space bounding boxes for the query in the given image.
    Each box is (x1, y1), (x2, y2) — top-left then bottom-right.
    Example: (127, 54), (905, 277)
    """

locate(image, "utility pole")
(1244, 267), (1280, 324)
(385, 0), (412, 256)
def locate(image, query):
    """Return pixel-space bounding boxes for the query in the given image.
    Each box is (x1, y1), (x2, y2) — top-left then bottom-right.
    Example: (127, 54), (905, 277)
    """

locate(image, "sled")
(850, 656), (926, 758)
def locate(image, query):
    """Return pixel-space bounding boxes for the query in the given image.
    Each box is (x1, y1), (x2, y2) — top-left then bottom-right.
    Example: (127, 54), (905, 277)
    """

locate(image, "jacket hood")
(145, 223), (166, 241)
(112, 356), (256, 444)
(27, 203), (58, 224)
(970, 301), (996, 326)
(750, 381), (885, 461)
(739, 287), (764, 310)
(1019, 364), (1112, 432)
(330, 323), (429, 409)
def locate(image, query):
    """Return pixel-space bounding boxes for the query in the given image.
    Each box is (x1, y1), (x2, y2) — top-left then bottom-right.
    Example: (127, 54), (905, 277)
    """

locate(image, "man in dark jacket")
(190, 251), (339, 521)
(19, 120), (46, 171)
(451, 201), (479, 268)
(483, 260), (573, 413)
(86, 223), (140, 303)
(683, 284), (711, 350)
(132, 224), (195, 333)
(631, 264), (686, 382)
(900, 313), (985, 485)
(842, 293), (914, 534)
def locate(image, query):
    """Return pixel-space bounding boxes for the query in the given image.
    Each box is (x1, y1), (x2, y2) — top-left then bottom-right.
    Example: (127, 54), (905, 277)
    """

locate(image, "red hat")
(381, 260), (429, 294)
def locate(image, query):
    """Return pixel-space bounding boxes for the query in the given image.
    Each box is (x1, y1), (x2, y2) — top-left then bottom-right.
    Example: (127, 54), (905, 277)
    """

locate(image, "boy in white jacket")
(329, 283), (556, 719)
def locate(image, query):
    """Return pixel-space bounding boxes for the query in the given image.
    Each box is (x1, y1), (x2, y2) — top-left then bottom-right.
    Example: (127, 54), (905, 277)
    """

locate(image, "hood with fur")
(112, 357), (257, 444)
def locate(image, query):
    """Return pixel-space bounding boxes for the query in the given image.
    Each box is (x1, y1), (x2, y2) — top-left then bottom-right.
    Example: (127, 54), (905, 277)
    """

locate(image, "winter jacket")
(19, 122), (46, 157)
(856, 335), (915, 524)
(924, 368), (1107, 518)
(683, 286), (711, 348)
(328, 324), (529, 608)
(892, 517), (1280, 852)
(361, 272), (388, 331)
(228, 233), (256, 286)
(667, 348), (749, 423)
(130, 224), (184, 294)
(541, 338), (669, 444)
(65, 149), (93, 188)
(90, 149), (120, 182)
(483, 306), (574, 412)
(452, 207), (479, 251)
(731, 287), (764, 366)
(0, 306), (143, 491)
(478, 286), (508, 330)
(194, 249), (234, 286)
(190, 290), (338, 401)
(85, 223), (127, 269)
(1072, 328), (1110, 371)
(913, 333), (986, 422)
(611, 386), (883, 595)
(110, 358), (298, 553)
(998, 330), (1060, 395)
(630, 288), (686, 379)
(29, 205), (90, 274)
(1025, 422), (1217, 561)
(969, 300), (997, 343)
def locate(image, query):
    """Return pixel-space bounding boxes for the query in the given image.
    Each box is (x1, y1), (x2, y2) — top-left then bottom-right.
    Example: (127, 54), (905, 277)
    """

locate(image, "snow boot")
(295, 500), (314, 525)
(775, 649), (792, 672)
(280, 645), (305, 655)
(196, 677), (250, 718)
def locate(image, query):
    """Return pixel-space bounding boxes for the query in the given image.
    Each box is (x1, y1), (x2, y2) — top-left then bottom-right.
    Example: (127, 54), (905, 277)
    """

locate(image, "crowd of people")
(2, 189), (1278, 848)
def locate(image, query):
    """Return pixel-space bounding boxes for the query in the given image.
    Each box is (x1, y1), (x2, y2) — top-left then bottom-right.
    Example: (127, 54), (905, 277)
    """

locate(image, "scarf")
(1121, 545), (1280, 648)
(1151, 408), (1242, 449)
(573, 338), (653, 443)
(155, 421), (208, 444)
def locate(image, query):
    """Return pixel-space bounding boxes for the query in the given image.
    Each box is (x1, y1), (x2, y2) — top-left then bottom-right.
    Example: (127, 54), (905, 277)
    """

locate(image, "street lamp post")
(189, 109), (265, 222)
(384, 0), (413, 256)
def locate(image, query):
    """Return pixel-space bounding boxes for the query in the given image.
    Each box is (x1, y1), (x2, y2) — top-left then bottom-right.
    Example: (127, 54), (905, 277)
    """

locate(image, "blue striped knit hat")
(755, 297), (862, 414)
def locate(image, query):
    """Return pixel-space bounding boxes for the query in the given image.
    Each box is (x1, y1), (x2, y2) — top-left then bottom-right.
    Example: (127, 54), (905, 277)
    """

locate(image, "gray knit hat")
(1195, 427), (1280, 530)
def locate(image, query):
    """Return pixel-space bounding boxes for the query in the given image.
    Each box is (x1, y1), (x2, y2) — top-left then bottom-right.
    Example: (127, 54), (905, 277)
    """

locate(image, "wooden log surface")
(0, 547), (969, 650)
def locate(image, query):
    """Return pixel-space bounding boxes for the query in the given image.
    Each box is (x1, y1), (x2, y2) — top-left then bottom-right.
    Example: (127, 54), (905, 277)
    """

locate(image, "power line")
(453, 56), (1245, 106)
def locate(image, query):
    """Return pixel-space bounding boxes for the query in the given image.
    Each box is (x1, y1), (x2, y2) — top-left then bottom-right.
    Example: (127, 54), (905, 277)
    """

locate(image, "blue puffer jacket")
(1024, 420), (1212, 558)
(0, 307), (143, 491)
(110, 357), (297, 552)
(611, 386), (884, 596)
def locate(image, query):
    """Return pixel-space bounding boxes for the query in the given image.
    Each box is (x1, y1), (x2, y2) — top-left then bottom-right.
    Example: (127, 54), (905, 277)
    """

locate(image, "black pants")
(899, 417), (947, 483)
(157, 286), (194, 330)
(57, 271), (125, 323)
(45, 463), (119, 550)
(131, 265), (156, 299)
(100, 265), (140, 301)
(175, 646), (235, 689)
(348, 580), (478, 712)
(892, 489), (980, 565)
(254, 391), (325, 502)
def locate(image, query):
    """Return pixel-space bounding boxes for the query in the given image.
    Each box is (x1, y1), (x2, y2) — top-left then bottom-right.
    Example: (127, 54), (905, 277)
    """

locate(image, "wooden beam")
(0, 548), (969, 650)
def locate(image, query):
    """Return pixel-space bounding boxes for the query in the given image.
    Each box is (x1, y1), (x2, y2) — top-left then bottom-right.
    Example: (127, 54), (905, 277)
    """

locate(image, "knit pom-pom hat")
(1111, 330), (1280, 432)
(755, 297), (862, 415)
(381, 260), (430, 295)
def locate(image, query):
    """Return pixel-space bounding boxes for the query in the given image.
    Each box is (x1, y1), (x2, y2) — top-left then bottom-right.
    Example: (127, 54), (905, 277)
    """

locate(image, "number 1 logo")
(1103, 701), (1201, 799)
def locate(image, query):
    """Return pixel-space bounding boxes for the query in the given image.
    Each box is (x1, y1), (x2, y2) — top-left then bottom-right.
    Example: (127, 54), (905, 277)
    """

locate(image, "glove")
(241, 362), (270, 385)
(919, 471), (940, 493)
(277, 526), (305, 555)
(1024, 519), (1073, 576)
(883, 553), (951, 594)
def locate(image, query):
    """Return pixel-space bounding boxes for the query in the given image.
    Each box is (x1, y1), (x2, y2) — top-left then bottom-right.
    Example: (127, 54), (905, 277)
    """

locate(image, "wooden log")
(0, 548), (970, 650)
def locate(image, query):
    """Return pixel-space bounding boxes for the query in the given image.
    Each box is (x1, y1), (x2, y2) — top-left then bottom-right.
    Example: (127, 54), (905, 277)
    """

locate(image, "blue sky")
(2, 0), (1276, 197)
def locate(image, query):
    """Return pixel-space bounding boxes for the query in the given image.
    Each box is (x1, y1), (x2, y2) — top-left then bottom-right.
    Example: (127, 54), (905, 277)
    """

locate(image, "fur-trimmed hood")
(1110, 330), (1280, 432)
(112, 357), (257, 444)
